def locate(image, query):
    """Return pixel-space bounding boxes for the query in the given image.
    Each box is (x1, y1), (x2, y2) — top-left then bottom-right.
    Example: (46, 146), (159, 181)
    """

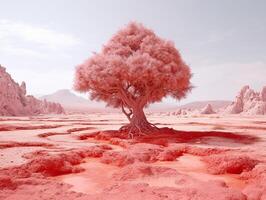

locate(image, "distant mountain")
(40, 89), (112, 113)
(177, 100), (232, 110)
(41, 89), (90, 106)
(40, 90), (233, 114)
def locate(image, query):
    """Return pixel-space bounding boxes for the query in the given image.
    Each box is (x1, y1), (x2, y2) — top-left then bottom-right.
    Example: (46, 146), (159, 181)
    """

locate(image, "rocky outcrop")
(171, 109), (182, 115)
(0, 65), (64, 116)
(261, 86), (266, 102)
(225, 85), (266, 115)
(201, 104), (216, 114)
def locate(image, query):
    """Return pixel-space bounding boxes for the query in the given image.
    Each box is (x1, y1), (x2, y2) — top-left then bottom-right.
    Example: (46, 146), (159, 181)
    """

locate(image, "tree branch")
(119, 87), (136, 107)
(121, 101), (133, 121)
(91, 84), (137, 109)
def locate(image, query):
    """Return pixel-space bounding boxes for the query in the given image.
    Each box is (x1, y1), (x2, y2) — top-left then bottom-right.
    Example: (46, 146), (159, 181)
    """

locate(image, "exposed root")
(120, 122), (159, 139)
(148, 122), (160, 129)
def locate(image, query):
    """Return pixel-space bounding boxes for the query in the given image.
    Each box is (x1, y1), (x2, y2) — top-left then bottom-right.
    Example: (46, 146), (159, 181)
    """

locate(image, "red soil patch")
(101, 142), (227, 167)
(0, 124), (63, 131)
(82, 128), (259, 147)
(241, 163), (266, 180)
(108, 137), (133, 148)
(67, 127), (95, 133)
(241, 164), (266, 199)
(0, 127), (11, 131)
(112, 163), (178, 181)
(242, 175), (266, 199)
(0, 179), (89, 200)
(92, 182), (246, 200)
(78, 131), (102, 140)
(37, 132), (69, 138)
(0, 145), (111, 178)
(100, 143), (165, 167)
(0, 141), (54, 149)
(0, 119), (265, 200)
(0, 176), (17, 190)
(101, 150), (135, 167)
(155, 144), (226, 161)
(203, 154), (259, 174)
(136, 127), (259, 145)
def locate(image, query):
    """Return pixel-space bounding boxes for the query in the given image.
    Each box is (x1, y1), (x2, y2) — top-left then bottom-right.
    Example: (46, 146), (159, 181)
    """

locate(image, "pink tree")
(74, 22), (192, 135)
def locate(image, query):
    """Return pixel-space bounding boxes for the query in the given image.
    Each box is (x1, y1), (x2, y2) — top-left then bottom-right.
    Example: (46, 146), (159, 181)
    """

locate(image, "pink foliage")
(74, 22), (192, 110)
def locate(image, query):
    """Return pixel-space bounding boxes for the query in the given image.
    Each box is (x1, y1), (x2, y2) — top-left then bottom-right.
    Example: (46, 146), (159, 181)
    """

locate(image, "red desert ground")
(1, 23), (266, 200)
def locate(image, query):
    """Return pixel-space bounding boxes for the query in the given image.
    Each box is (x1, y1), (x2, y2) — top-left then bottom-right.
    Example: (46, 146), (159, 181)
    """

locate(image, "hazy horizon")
(1, 0), (266, 106)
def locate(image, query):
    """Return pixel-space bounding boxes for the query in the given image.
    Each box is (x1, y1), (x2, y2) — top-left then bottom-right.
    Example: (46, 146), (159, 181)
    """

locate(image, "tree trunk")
(120, 106), (158, 136)
(130, 108), (149, 127)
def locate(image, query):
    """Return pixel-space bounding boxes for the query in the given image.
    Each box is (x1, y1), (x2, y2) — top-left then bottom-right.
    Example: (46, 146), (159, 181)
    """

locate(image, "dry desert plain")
(0, 113), (266, 200)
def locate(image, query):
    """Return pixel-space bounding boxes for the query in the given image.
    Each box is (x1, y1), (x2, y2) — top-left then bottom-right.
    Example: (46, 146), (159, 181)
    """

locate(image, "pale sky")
(0, 0), (265, 105)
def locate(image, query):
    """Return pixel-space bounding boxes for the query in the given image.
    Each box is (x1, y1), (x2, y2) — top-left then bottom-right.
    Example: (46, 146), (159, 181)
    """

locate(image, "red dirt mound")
(203, 154), (259, 174)
(0, 145), (111, 177)
(0, 176), (17, 190)
(112, 163), (178, 180)
(0, 141), (54, 149)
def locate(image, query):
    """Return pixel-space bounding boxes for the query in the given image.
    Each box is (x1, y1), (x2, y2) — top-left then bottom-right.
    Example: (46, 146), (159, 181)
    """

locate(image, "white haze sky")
(0, 0), (266, 106)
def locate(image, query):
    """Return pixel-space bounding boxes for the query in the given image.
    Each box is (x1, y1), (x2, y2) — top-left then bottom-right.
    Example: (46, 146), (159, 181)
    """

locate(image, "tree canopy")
(74, 22), (192, 111)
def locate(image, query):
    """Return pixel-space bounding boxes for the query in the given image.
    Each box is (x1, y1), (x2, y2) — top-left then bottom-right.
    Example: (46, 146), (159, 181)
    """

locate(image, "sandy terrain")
(0, 113), (266, 200)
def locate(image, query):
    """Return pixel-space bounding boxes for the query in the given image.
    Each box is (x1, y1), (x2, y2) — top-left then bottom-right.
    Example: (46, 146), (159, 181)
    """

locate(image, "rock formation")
(201, 104), (216, 114)
(225, 85), (266, 115)
(0, 65), (64, 116)
(171, 109), (182, 115)
(261, 86), (266, 102)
